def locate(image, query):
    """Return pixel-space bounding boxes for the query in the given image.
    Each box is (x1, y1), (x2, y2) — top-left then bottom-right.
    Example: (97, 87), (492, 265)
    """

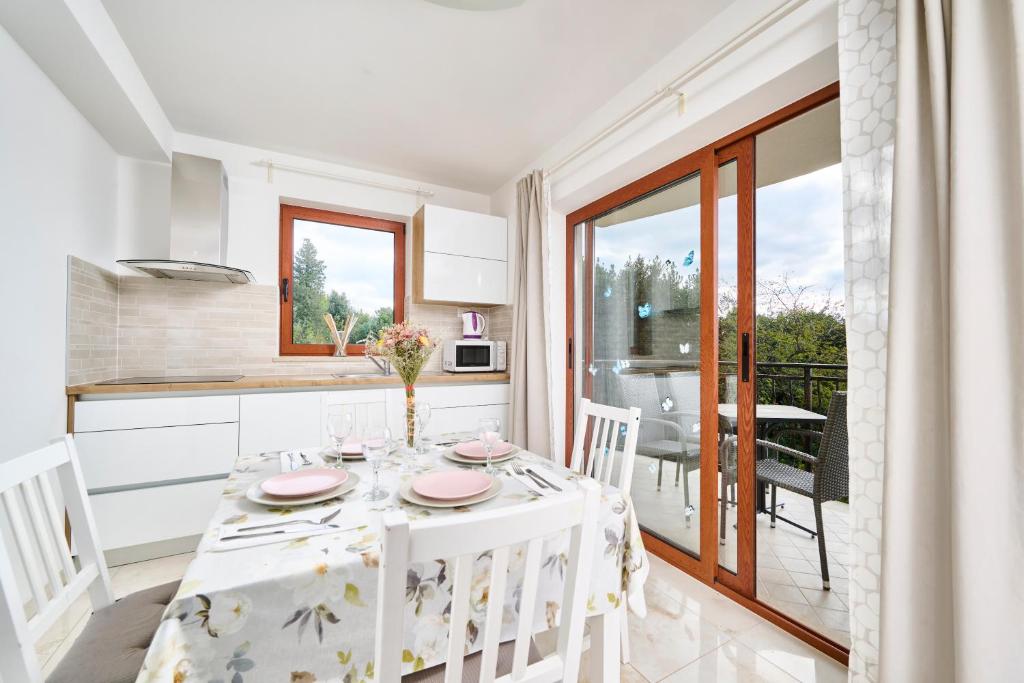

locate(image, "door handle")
(741, 332), (750, 383)
(281, 278), (290, 303)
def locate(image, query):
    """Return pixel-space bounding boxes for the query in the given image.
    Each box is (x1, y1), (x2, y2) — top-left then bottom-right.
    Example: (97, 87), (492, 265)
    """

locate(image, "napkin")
(504, 465), (555, 496)
(211, 508), (368, 551)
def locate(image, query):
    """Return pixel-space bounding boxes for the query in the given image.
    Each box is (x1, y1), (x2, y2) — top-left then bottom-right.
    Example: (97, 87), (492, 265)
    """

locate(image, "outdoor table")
(135, 446), (647, 683)
(717, 403), (827, 512)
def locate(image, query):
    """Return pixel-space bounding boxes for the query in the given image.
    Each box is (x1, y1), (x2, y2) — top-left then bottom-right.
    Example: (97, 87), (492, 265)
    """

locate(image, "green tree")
(292, 238), (329, 344)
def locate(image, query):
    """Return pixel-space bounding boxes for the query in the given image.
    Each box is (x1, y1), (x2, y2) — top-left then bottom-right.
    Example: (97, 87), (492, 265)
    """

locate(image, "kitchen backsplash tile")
(66, 257), (118, 385)
(66, 257), (514, 383)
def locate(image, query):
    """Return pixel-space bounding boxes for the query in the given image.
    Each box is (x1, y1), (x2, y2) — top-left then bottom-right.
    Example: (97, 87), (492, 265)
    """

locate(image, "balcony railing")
(588, 359), (848, 415)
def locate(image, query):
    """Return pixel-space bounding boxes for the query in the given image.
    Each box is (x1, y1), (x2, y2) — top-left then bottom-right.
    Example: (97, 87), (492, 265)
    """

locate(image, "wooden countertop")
(66, 372), (510, 396)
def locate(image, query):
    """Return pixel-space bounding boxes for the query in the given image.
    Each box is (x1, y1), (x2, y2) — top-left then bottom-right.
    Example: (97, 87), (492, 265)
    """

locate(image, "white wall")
(491, 0), (839, 459)
(0, 23), (119, 462)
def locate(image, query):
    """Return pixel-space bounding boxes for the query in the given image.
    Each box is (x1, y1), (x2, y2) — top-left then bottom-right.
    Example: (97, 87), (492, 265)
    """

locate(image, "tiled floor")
(631, 454), (851, 648)
(37, 550), (847, 682)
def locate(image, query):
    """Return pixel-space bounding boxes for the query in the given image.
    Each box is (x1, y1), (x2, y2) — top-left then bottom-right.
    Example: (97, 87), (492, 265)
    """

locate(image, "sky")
(593, 162), (844, 315)
(294, 219), (395, 313)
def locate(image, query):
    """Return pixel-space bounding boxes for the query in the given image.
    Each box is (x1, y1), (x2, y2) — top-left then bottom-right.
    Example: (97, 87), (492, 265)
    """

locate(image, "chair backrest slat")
(2, 488), (49, 615)
(375, 480), (602, 683)
(20, 478), (65, 599)
(0, 436), (114, 683)
(570, 400), (642, 496)
(444, 553), (473, 683)
(511, 536), (543, 679)
(35, 473), (77, 580)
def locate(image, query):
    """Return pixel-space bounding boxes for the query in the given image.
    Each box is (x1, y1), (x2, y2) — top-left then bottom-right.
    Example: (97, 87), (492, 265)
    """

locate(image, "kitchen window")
(279, 204), (405, 356)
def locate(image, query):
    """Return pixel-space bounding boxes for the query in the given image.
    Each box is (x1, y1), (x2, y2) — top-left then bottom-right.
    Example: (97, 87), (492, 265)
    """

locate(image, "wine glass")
(362, 426), (392, 501)
(415, 401), (432, 455)
(326, 406), (354, 466)
(478, 417), (501, 474)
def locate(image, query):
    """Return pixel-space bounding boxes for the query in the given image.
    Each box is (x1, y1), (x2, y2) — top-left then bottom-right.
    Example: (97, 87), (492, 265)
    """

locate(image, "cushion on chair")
(403, 639), (542, 682)
(756, 459), (814, 496)
(47, 580), (180, 683)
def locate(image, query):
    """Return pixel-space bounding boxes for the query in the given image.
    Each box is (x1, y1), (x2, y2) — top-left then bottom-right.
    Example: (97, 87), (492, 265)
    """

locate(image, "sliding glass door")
(567, 85), (848, 660)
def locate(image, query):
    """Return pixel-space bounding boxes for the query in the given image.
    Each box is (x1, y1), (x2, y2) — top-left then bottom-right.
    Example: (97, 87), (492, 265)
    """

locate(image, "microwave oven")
(442, 340), (507, 372)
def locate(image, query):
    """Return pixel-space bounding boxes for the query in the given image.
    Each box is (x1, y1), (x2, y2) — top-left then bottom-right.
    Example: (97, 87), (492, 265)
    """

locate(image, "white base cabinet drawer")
(89, 478), (226, 551)
(429, 404), (509, 439)
(239, 392), (322, 454)
(76, 422), (239, 491)
(75, 395), (239, 432)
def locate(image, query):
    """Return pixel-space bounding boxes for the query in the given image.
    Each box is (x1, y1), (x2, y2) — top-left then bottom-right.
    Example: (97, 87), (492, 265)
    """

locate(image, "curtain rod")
(253, 159), (436, 197)
(543, 0), (811, 179)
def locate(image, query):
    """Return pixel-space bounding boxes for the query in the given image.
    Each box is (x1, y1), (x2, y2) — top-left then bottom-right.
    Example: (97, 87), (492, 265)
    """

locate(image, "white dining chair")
(374, 478), (602, 683)
(568, 398), (641, 497)
(0, 435), (179, 683)
(567, 398), (640, 665)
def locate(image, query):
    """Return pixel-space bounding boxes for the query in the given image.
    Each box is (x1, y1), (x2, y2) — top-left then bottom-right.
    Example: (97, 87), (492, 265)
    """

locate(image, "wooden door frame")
(562, 81), (846, 663)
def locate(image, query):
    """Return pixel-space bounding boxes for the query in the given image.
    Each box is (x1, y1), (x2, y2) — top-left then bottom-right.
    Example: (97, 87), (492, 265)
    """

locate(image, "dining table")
(135, 445), (648, 683)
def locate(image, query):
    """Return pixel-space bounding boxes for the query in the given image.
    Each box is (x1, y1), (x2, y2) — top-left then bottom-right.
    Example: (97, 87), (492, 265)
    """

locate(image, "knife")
(221, 523), (361, 542)
(526, 468), (563, 492)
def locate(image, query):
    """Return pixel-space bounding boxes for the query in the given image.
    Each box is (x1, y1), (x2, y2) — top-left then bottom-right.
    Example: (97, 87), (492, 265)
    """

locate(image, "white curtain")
(880, 1), (1024, 681)
(509, 170), (555, 457)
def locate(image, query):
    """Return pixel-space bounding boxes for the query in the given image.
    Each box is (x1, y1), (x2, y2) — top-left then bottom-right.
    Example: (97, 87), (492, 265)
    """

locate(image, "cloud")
(591, 163), (844, 311)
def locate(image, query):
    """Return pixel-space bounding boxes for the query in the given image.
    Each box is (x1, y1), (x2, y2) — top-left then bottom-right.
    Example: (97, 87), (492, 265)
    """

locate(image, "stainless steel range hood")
(118, 153), (255, 284)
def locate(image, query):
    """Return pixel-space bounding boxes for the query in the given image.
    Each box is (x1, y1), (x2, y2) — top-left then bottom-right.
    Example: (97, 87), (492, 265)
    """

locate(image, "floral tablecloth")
(137, 448), (648, 683)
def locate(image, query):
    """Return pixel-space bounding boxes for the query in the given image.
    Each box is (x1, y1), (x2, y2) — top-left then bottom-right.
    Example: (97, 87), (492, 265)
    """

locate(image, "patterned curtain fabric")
(509, 170), (555, 457)
(838, 2), (895, 680)
(880, 1), (1024, 681)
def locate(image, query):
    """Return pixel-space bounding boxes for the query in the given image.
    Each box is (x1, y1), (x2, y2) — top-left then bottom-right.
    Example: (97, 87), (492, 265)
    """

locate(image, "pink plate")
(412, 470), (493, 501)
(261, 468), (348, 498)
(339, 437), (363, 455)
(454, 440), (514, 459)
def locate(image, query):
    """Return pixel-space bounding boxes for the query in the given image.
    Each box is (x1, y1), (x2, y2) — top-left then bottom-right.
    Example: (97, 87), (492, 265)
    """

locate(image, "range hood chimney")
(118, 152), (255, 284)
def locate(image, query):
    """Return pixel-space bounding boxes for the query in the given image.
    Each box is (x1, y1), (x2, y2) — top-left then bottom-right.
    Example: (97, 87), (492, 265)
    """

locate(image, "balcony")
(591, 359), (852, 648)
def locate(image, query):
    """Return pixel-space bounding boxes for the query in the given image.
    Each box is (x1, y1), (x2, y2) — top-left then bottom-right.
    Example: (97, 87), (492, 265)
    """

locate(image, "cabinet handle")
(741, 332), (750, 383)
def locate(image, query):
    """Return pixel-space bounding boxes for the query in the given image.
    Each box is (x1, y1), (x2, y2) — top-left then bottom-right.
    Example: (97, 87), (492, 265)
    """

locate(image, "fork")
(298, 451), (313, 466)
(512, 463), (549, 492)
(238, 508), (341, 532)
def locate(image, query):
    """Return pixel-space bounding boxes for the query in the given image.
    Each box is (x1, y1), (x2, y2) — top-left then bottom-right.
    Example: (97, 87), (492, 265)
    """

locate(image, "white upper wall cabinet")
(413, 204), (508, 305)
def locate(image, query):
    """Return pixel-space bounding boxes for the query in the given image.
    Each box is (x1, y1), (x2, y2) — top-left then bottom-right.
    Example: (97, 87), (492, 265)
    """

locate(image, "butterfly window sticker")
(679, 342), (691, 355)
(603, 286), (612, 298)
(611, 359), (631, 375)
(637, 303), (652, 319)
(682, 249), (695, 267)
(661, 396), (675, 413)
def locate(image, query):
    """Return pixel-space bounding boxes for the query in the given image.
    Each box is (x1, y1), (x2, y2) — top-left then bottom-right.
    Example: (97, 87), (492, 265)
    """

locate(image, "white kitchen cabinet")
(413, 204), (508, 305)
(75, 394), (239, 432)
(89, 478), (227, 552)
(420, 252), (507, 305)
(387, 383), (509, 440)
(239, 391), (322, 454)
(419, 204), (507, 260)
(321, 388), (388, 446)
(76, 422), (239, 491)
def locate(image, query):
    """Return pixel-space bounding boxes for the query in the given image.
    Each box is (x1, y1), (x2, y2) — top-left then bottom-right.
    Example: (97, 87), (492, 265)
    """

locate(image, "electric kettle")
(460, 310), (486, 339)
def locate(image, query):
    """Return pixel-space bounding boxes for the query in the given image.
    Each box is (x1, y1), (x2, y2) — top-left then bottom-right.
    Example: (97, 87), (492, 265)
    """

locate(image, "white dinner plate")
(320, 447), (365, 462)
(245, 472), (360, 507)
(398, 477), (502, 508)
(443, 447), (519, 466)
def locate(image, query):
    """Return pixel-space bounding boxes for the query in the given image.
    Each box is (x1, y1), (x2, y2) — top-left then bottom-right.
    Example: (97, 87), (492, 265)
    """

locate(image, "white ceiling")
(102, 0), (733, 193)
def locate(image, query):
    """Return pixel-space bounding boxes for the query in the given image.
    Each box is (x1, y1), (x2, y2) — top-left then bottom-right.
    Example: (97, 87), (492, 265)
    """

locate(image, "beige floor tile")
(735, 624), (848, 683)
(627, 590), (731, 682)
(662, 640), (800, 683)
(111, 552), (195, 599)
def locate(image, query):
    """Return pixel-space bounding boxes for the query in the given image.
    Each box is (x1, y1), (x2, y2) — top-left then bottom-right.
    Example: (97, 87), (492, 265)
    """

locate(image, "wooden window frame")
(279, 204), (406, 356)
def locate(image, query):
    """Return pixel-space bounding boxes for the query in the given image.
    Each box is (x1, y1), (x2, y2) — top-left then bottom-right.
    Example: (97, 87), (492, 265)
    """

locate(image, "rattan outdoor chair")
(756, 391), (848, 590)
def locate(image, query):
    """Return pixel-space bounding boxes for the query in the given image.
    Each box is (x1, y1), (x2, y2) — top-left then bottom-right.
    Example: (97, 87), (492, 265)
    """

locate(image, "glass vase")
(405, 384), (416, 449)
